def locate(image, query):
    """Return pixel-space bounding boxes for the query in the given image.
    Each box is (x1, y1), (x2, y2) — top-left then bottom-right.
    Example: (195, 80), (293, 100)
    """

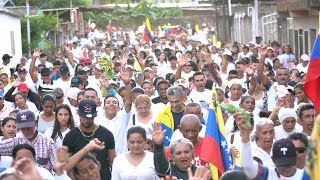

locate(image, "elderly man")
(0, 110), (56, 173)
(156, 86), (185, 146)
(170, 103), (206, 145)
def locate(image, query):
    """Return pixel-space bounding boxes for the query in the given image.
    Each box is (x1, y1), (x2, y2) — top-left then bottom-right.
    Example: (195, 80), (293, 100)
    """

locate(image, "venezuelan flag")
(304, 23), (320, 112)
(302, 115), (320, 180)
(143, 18), (153, 43)
(200, 86), (232, 179)
(162, 25), (178, 35)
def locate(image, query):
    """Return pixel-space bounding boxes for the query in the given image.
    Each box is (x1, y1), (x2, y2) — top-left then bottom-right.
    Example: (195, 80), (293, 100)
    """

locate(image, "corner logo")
(84, 104), (92, 113)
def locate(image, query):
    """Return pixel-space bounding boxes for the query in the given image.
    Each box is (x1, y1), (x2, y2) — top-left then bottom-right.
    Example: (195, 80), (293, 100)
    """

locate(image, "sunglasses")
(185, 64), (191, 67)
(296, 147), (306, 153)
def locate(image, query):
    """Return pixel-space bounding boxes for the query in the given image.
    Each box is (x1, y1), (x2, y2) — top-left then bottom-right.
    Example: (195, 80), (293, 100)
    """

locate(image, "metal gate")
(262, 13), (278, 44)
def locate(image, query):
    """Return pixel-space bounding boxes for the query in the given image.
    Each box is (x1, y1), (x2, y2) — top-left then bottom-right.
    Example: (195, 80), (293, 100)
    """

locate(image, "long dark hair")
(51, 104), (75, 141)
(13, 93), (27, 108)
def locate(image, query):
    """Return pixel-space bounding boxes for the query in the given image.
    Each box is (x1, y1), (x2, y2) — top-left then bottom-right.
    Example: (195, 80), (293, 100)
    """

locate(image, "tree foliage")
(87, 1), (183, 29)
(20, 13), (58, 54)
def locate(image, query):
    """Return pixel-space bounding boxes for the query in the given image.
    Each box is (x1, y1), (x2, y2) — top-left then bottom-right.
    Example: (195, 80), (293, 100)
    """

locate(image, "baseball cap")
(109, 80), (119, 87)
(84, 59), (92, 65)
(115, 61), (121, 66)
(83, 67), (91, 72)
(127, 58), (134, 64)
(301, 54), (310, 61)
(71, 77), (83, 87)
(18, 83), (28, 93)
(143, 67), (152, 72)
(2, 54), (12, 61)
(18, 68), (27, 74)
(78, 100), (97, 118)
(67, 87), (81, 100)
(16, 110), (36, 128)
(41, 68), (51, 75)
(272, 138), (297, 167)
(60, 65), (69, 76)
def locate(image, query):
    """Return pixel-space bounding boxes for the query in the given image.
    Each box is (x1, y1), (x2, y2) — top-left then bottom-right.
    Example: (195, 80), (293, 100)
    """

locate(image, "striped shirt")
(0, 132), (57, 173)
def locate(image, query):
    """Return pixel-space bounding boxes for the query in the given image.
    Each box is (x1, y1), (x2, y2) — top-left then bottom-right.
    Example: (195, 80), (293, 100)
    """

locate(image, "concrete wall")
(0, 11), (22, 65)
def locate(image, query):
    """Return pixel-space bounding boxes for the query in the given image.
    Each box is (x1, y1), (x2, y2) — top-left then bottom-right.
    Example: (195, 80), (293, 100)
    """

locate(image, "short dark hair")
(53, 60), (61, 66)
(235, 61), (245, 66)
(298, 104), (314, 119)
(84, 88), (98, 96)
(40, 53), (47, 58)
(184, 103), (201, 114)
(192, 71), (205, 80)
(156, 80), (170, 90)
(229, 70), (238, 75)
(288, 132), (308, 148)
(220, 170), (249, 180)
(1, 117), (16, 127)
(127, 126), (147, 140)
(131, 87), (144, 94)
(74, 153), (99, 175)
(12, 143), (36, 159)
(103, 95), (119, 106)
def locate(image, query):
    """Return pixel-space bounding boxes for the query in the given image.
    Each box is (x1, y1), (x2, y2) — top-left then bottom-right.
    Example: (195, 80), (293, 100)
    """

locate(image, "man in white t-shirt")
(188, 72), (212, 122)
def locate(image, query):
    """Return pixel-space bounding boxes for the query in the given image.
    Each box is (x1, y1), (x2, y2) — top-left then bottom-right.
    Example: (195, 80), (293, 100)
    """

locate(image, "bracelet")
(124, 80), (130, 85)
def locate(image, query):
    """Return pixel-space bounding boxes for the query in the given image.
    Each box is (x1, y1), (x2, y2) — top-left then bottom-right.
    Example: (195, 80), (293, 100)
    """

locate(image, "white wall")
(0, 11), (22, 66)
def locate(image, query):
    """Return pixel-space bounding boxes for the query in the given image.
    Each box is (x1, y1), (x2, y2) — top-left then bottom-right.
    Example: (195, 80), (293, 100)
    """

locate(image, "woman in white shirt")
(141, 81), (154, 98)
(251, 118), (275, 167)
(0, 117), (17, 172)
(112, 126), (159, 180)
(13, 93), (38, 113)
(44, 104), (75, 146)
(37, 95), (56, 133)
(127, 95), (155, 139)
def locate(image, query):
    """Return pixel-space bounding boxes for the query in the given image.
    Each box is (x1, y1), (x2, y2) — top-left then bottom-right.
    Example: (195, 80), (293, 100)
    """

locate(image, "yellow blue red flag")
(200, 86), (232, 179)
(143, 18), (153, 43)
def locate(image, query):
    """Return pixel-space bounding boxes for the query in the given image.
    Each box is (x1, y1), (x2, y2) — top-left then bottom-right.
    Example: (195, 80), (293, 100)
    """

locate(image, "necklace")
(78, 125), (97, 142)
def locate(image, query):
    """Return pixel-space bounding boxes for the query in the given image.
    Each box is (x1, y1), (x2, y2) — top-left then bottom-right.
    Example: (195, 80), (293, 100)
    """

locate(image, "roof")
(0, 8), (21, 17)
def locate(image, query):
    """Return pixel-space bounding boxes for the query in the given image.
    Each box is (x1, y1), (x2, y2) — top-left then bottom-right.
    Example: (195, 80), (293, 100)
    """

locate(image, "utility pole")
(222, 0), (226, 41)
(26, 0), (31, 57)
(252, 0), (259, 41)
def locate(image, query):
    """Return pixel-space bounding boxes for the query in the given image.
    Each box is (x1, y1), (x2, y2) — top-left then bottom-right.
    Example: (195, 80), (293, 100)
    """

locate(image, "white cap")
(227, 79), (243, 88)
(143, 67), (153, 72)
(67, 87), (81, 100)
(267, 47), (274, 51)
(223, 49), (232, 56)
(109, 80), (119, 87)
(83, 67), (91, 72)
(301, 54), (310, 61)
(278, 107), (298, 123)
(276, 85), (289, 99)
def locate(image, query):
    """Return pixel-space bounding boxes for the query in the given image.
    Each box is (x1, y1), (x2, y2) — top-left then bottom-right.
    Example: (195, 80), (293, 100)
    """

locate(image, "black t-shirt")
(63, 125), (115, 180)
(172, 110), (184, 131)
(151, 96), (168, 105)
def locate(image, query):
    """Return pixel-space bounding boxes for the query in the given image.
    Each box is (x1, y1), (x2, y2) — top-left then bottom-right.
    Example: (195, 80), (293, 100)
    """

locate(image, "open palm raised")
(152, 123), (166, 145)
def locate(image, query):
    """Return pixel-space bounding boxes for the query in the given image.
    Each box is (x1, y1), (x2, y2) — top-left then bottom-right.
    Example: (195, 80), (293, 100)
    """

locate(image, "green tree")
(21, 13), (58, 54)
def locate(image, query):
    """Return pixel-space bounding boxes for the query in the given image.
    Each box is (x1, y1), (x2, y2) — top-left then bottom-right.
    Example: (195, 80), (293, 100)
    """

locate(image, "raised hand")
(55, 146), (70, 175)
(64, 45), (71, 52)
(152, 122), (166, 145)
(178, 54), (187, 67)
(188, 166), (211, 180)
(233, 112), (251, 142)
(119, 68), (131, 82)
(12, 79), (21, 88)
(32, 48), (41, 58)
(13, 157), (42, 180)
(99, 75), (110, 88)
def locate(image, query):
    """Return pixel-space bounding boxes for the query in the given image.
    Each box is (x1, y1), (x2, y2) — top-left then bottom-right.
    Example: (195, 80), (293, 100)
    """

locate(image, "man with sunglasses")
(30, 49), (57, 97)
(288, 132), (308, 169)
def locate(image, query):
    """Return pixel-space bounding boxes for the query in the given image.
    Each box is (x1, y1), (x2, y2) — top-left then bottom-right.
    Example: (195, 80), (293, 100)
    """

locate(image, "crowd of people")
(0, 25), (316, 180)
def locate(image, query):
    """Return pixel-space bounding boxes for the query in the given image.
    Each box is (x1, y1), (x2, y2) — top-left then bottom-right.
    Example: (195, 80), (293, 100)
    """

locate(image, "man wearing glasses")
(288, 132), (308, 169)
